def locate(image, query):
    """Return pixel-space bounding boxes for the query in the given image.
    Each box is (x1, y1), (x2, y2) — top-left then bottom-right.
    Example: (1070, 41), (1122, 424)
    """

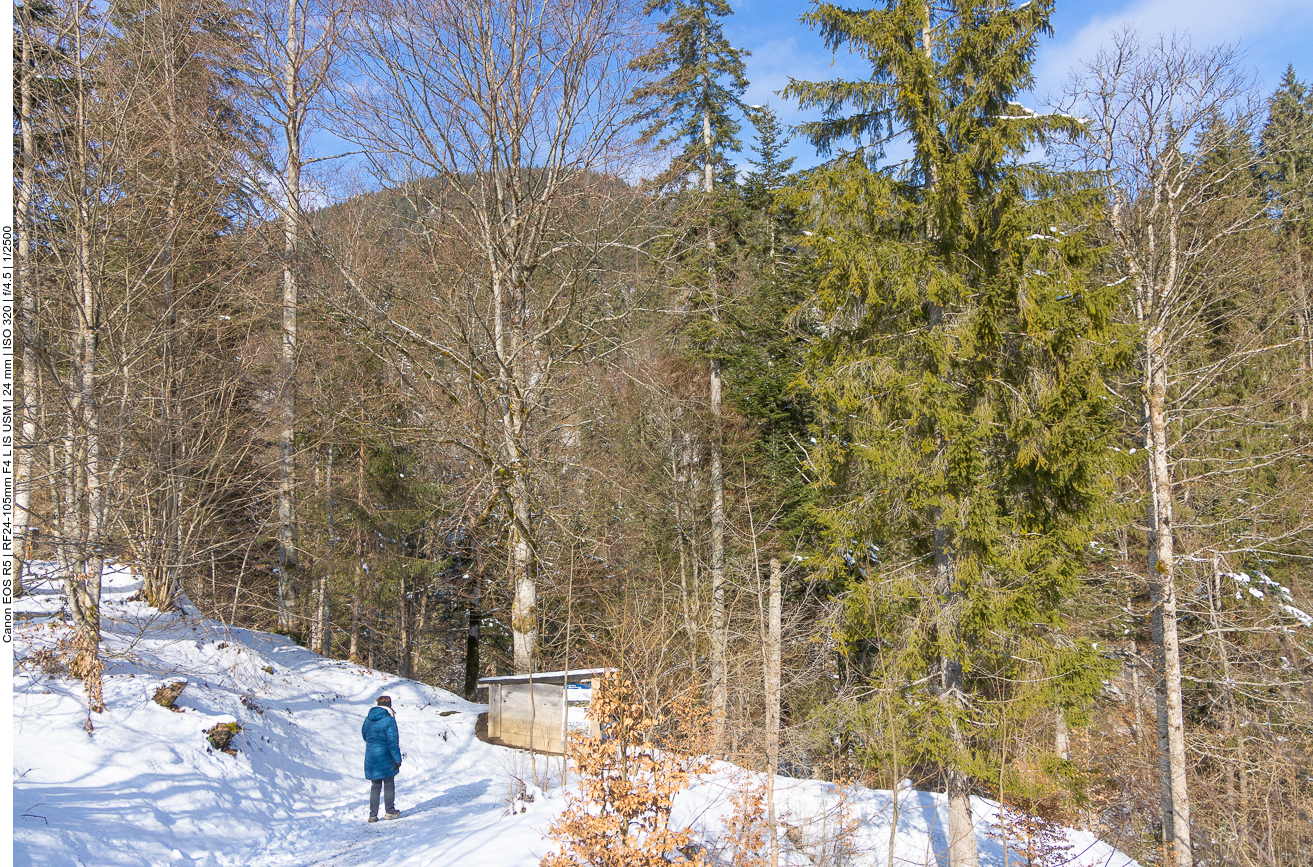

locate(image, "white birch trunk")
(276, 0), (304, 632)
(1145, 336), (1192, 867)
(766, 558), (781, 867)
(67, 6), (105, 711)
(313, 443), (333, 655)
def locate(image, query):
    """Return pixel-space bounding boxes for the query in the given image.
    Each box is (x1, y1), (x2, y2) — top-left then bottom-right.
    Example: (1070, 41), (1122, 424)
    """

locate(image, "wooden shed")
(478, 668), (613, 753)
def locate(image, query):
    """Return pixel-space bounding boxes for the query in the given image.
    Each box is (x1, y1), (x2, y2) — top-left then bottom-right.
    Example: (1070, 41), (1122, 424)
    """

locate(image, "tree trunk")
(1145, 337), (1192, 867)
(464, 569), (481, 700)
(67, 7), (105, 712)
(312, 571), (329, 654)
(1207, 557), (1242, 839)
(351, 405), (366, 661)
(489, 260), (539, 675)
(1151, 589), (1175, 846)
(942, 674), (978, 867)
(314, 444), (334, 655)
(350, 558), (363, 662)
(276, 4), (304, 632)
(157, 178), (184, 612)
(672, 446), (699, 670)
(399, 575), (412, 678)
(935, 522), (978, 867)
(415, 579), (429, 657)
(766, 557), (781, 867)
(709, 356), (726, 740)
(149, 37), (185, 610)
(509, 482), (537, 674)
(1129, 640), (1145, 742)
(703, 100), (728, 746)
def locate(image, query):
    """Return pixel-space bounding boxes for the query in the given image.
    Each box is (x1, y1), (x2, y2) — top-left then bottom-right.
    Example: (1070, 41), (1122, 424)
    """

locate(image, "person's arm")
(388, 717), (402, 767)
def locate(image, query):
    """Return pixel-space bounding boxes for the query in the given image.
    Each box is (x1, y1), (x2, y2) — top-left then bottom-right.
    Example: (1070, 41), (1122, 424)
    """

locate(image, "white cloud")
(1036, 0), (1313, 97)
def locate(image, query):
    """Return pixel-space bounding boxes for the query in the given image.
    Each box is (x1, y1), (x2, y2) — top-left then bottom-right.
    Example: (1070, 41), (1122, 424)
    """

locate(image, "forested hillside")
(12, 1), (1312, 865)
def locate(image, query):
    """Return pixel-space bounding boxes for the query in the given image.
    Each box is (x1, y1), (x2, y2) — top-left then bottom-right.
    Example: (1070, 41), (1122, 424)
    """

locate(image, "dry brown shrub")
(22, 636), (77, 676)
(718, 778), (769, 867)
(544, 672), (712, 867)
(986, 800), (1074, 867)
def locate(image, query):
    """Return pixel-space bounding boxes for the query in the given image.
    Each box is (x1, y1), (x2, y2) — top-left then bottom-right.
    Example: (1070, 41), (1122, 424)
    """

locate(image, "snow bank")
(12, 565), (1140, 867)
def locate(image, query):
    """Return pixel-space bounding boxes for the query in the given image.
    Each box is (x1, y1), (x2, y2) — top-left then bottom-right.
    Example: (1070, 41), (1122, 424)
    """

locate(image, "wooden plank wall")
(489, 684), (502, 739)
(498, 683), (568, 753)
(486, 675), (604, 753)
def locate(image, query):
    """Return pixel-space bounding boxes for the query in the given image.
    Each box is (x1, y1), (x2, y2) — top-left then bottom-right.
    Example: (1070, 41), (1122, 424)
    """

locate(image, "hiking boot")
(384, 810), (401, 820)
(367, 816), (378, 823)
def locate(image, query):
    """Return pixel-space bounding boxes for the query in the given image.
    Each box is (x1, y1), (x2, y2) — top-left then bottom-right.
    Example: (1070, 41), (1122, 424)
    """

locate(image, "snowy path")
(12, 566), (561, 867)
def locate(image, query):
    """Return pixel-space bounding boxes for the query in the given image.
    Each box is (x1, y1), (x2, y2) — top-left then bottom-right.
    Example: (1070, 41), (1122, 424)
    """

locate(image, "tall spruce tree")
(742, 105), (796, 270)
(1261, 66), (1313, 420)
(630, 0), (747, 190)
(786, 3), (1122, 864)
(630, 0), (748, 738)
(726, 105), (816, 552)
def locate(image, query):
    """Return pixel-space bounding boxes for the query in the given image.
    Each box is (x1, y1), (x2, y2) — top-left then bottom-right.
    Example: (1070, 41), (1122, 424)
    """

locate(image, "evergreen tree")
(1261, 66), (1313, 420)
(785, 3), (1123, 864)
(102, 0), (258, 611)
(630, 0), (748, 190)
(629, 0), (749, 740)
(741, 105), (796, 269)
(724, 106), (816, 552)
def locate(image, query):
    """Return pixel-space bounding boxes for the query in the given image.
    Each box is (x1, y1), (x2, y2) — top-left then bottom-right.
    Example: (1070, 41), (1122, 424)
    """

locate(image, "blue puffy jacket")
(362, 706), (402, 780)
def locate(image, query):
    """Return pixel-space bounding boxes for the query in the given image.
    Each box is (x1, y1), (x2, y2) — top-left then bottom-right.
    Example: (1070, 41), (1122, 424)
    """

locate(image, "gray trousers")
(369, 776), (395, 817)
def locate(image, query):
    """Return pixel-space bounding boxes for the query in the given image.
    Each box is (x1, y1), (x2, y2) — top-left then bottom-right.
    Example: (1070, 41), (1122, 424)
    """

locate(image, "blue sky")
(721, 0), (1313, 169)
(298, 1), (1313, 196)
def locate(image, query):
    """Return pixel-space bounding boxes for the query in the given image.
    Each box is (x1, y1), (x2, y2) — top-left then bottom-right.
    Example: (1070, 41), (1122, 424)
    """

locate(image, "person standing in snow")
(362, 695), (403, 822)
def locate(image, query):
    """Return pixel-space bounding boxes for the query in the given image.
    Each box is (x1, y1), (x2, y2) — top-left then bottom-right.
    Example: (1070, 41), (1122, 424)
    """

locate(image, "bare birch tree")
(1062, 31), (1306, 867)
(35, 0), (118, 711)
(243, 0), (351, 633)
(338, 0), (649, 673)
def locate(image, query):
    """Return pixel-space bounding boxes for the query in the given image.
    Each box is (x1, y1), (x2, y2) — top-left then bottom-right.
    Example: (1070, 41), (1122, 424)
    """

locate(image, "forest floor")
(11, 565), (1140, 867)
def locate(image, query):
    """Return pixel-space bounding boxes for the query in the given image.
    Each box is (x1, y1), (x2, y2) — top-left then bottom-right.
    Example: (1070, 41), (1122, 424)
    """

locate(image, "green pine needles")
(630, 0), (748, 190)
(787, 0), (1127, 811)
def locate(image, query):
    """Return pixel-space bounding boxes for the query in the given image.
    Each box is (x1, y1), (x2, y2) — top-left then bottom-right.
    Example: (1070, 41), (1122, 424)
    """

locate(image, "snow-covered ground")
(11, 565), (1140, 867)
